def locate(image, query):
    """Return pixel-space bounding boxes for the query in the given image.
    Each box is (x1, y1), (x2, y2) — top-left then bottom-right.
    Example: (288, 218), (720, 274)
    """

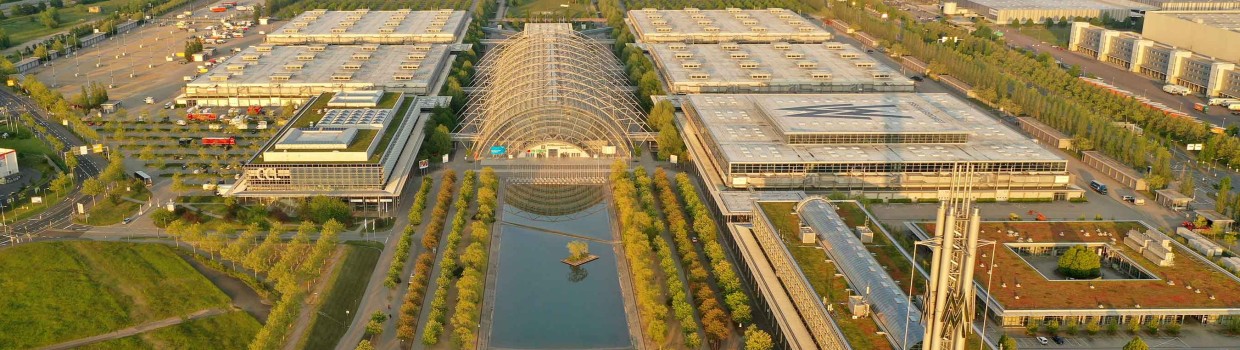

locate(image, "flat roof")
(646, 42), (912, 93)
(1153, 11), (1240, 33)
(269, 9), (467, 43)
(256, 92), (405, 163)
(914, 221), (1240, 310)
(627, 8), (832, 43)
(186, 44), (448, 91)
(965, 0), (1157, 10)
(683, 93), (1065, 165)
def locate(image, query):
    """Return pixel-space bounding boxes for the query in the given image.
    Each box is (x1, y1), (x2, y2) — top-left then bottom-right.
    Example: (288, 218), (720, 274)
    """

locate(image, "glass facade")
(786, 132), (969, 145)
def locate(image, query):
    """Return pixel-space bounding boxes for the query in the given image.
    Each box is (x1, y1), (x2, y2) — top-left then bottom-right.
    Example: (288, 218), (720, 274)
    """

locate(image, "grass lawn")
(78, 184), (152, 225)
(758, 202), (894, 350)
(0, 241), (232, 349)
(511, 0), (596, 18)
(1, 0), (136, 47)
(79, 311), (261, 350)
(1007, 25), (1071, 46)
(299, 241), (384, 350)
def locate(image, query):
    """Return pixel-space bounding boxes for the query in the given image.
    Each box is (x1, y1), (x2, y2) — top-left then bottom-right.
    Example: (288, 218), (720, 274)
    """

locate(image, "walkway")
(36, 308), (226, 350)
(283, 247), (348, 350)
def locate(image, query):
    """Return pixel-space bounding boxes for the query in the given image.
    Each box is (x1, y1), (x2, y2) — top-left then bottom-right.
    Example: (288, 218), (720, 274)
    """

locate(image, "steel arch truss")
(460, 23), (645, 159)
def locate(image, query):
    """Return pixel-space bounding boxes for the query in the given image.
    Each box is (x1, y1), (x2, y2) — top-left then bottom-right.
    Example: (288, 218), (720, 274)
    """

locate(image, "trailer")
(1162, 84), (1192, 96)
(202, 137), (236, 146)
(211, 7), (227, 12)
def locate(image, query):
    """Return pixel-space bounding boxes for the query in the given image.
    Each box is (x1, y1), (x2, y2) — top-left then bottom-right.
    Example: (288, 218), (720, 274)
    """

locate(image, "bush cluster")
(423, 170), (477, 345)
(610, 163), (671, 345)
(395, 171), (458, 342)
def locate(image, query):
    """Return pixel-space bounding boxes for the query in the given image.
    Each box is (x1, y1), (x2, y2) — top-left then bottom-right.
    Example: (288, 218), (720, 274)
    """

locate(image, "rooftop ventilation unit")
(855, 61), (876, 68)
(697, 20), (713, 26)
(674, 51), (693, 59)
(839, 52), (860, 59)
(751, 26), (768, 33)
(339, 21), (356, 27)
(726, 7), (741, 12)
(361, 44), (379, 51)
(652, 19), (668, 26)
(730, 52), (750, 59)
(691, 13), (707, 19)
(413, 44), (432, 51)
(656, 27), (672, 33)
(400, 62), (422, 70)
(292, 22), (309, 27)
(797, 61), (818, 69)
(284, 63), (305, 71)
(739, 60), (760, 69)
(331, 27), (347, 33)
(394, 72), (414, 81)
(825, 42), (845, 50)
(241, 54), (260, 61)
(270, 73), (292, 81)
(407, 52), (427, 60)
(352, 53), (372, 60)
(773, 42), (791, 50)
(331, 72), (354, 81)
(785, 52), (805, 59)
(682, 61), (701, 69)
(255, 45), (273, 52)
(810, 71), (833, 80)
(704, 26), (720, 32)
(431, 20), (446, 27)
(689, 73), (710, 80)
(669, 43), (687, 50)
(742, 19), (758, 26)
(871, 71), (892, 79)
(227, 64), (247, 71)
(750, 72), (772, 80)
(345, 15), (362, 21)
(282, 28), (301, 34)
(798, 26), (818, 32)
(209, 74), (230, 82)
(380, 28), (395, 33)
(309, 44), (328, 52)
(721, 43), (740, 50)
(341, 62), (362, 70)
(396, 9), (411, 14)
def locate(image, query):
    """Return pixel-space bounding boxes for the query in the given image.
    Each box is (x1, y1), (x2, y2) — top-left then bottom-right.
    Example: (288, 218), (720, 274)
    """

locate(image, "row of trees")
(386, 178), (434, 287)
(648, 100), (685, 161)
(446, 167), (498, 348)
(20, 75), (100, 145)
(397, 171), (458, 341)
(610, 162), (673, 346)
(421, 1), (492, 160)
(422, 170), (477, 345)
(653, 169), (744, 347)
(641, 168), (705, 347)
(673, 172), (750, 324)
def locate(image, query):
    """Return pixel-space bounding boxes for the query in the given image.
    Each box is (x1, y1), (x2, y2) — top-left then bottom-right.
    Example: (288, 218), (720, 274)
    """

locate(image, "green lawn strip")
(78, 311), (261, 350)
(1006, 25), (1071, 46)
(80, 185), (152, 225)
(300, 241), (384, 350)
(0, 241), (231, 349)
(757, 202), (892, 350)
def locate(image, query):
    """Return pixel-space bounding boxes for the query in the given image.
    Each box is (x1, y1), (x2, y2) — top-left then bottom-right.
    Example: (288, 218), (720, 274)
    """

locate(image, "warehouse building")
(227, 91), (435, 206)
(626, 8), (832, 43)
(1070, 21), (1237, 97)
(265, 9), (467, 45)
(677, 93), (1081, 201)
(1133, 0), (1240, 10)
(1142, 11), (1240, 64)
(180, 44), (452, 107)
(952, 0), (1155, 24)
(644, 41), (913, 94)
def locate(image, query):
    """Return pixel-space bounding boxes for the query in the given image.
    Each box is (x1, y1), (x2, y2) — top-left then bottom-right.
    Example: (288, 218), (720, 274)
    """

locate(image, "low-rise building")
(1133, 0), (1240, 11)
(1142, 11), (1240, 64)
(954, 0), (1155, 24)
(1018, 117), (1073, 149)
(265, 9), (467, 45)
(677, 93), (1080, 201)
(643, 41), (912, 94)
(180, 44), (453, 107)
(1070, 22), (1237, 97)
(0, 148), (18, 184)
(626, 8), (832, 43)
(226, 91), (437, 207)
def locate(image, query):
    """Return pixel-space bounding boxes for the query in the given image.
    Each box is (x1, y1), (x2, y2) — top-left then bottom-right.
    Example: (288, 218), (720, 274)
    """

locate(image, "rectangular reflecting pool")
(487, 184), (633, 350)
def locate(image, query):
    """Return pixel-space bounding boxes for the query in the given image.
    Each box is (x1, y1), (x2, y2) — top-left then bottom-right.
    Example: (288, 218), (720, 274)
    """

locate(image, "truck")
(1089, 180), (1108, 194)
(246, 105), (264, 115)
(1163, 84), (1192, 96)
(1194, 103), (1208, 112)
(211, 7), (227, 12)
(1231, 104), (1240, 111)
(202, 137), (236, 146)
(1208, 98), (1239, 106)
(187, 109), (218, 121)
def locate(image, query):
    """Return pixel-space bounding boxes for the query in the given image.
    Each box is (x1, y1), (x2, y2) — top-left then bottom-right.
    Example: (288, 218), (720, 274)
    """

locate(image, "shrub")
(1057, 245), (1101, 279)
(1085, 319), (1101, 335)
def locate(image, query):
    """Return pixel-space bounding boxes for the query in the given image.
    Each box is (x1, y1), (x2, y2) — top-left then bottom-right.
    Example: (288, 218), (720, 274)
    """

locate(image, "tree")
(1123, 336), (1149, 350)
(999, 334), (1018, 350)
(744, 325), (773, 350)
(170, 172), (188, 195)
(301, 196), (352, 225)
(1217, 177), (1231, 213)
(38, 7), (60, 28)
(1179, 173), (1195, 199)
(1085, 319), (1101, 335)
(33, 45), (49, 60)
(1057, 245), (1101, 279)
(81, 177), (104, 206)
(354, 339), (374, 350)
(567, 240), (589, 261)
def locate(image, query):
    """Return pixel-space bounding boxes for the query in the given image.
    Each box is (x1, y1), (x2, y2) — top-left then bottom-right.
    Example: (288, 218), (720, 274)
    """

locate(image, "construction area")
(643, 41), (914, 94)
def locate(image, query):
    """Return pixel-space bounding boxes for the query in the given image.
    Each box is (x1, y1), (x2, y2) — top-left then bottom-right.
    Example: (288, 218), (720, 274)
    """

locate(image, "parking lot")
(31, 0), (275, 116)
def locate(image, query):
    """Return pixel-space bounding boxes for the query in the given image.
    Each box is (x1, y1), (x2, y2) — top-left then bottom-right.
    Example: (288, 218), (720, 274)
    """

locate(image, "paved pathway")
(36, 308), (226, 350)
(283, 247), (348, 350)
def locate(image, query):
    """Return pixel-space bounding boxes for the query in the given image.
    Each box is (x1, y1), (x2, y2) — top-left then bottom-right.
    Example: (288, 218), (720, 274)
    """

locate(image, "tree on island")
(1058, 245), (1101, 279)
(567, 240), (589, 261)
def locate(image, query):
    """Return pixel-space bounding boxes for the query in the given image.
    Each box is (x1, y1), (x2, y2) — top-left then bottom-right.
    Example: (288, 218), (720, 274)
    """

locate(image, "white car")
(144, 96), (155, 104)
(1036, 336), (1049, 345)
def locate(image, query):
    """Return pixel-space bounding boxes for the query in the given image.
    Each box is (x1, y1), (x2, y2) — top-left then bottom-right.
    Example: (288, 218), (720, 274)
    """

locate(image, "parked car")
(1051, 335), (1065, 344)
(1036, 336), (1049, 345)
